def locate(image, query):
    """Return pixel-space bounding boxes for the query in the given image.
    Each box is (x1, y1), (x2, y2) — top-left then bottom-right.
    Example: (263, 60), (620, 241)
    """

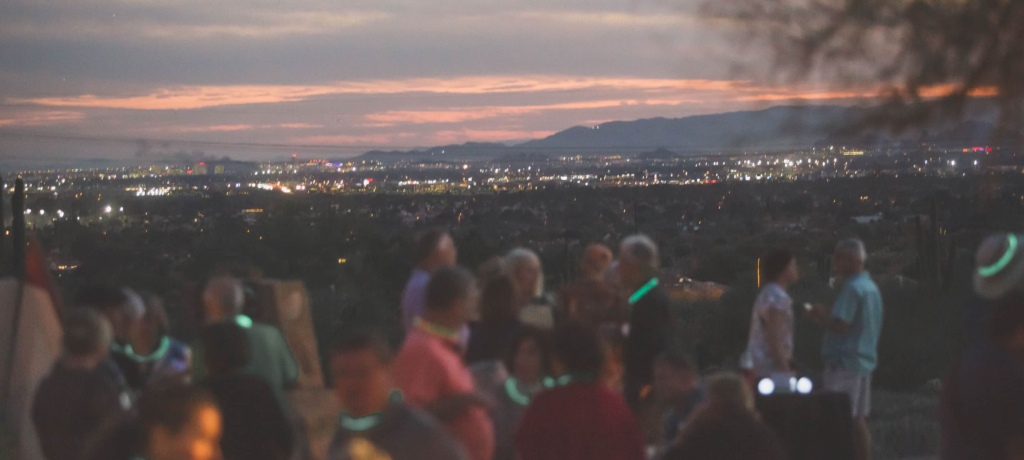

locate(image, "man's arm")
(809, 305), (852, 335)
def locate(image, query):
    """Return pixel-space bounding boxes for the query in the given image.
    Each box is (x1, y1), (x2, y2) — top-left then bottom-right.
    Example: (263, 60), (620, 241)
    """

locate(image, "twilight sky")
(0, 0), (870, 164)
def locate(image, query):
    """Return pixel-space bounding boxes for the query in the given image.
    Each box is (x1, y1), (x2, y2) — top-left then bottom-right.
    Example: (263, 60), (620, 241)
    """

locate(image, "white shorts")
(823, 369), (872, 418)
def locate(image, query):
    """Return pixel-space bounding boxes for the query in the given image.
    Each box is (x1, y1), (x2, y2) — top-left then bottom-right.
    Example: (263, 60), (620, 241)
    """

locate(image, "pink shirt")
(394, 327), (494, 460)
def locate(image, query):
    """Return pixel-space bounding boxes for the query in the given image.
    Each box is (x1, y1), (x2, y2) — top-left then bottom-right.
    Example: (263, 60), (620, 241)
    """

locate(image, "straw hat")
(974, 233), (1024, 300)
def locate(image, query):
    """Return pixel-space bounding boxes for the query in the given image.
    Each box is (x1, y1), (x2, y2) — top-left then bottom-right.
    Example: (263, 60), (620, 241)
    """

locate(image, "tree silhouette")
(703, 0), (1024, 135)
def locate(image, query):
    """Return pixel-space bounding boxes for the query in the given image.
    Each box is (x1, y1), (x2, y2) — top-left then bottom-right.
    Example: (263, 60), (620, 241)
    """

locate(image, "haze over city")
(0, 0), (898, 167)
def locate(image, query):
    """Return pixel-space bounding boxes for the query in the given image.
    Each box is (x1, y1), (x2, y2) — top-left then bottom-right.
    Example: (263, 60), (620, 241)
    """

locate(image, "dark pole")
(0, 173), (5, 275)
(11, 178), (25, 278)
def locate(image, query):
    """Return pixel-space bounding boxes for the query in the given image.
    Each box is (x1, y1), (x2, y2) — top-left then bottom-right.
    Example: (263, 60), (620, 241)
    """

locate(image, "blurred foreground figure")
(663, 373), (786, 460)
(515, 322), (645, 460)
(327, 332), (467, 460)
(942, 233), (1024, 459)
(489, 327), (553, 460)
(653, 353), (704, 451)
(201, 322), (293, 460)
(557, 244), (627, 330)
(137, 385), (223, 460)
(393, 267), (495, 460)
(402, 228), (458, 330)
(33, 308), (129, 460)
(195, 276), (298, 399)
(808, 238), (882, 460)
(465, 271), (523, 366)
(125, 292), (191, 386)
(75, 285), (143, 392)
(617, 235), (671, 411)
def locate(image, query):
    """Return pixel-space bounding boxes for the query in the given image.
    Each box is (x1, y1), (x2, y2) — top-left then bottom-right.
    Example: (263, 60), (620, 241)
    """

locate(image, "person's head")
(506, 248), (543, 304)
(479, 272), (519, 324)
(133, 292), (170, 346)
(201, 276), (244, 324)
(503, 327), (553, 385)
(832, 238), (867, 278)
(201, 323), (250, 376)
(763, 248), (799, 287)
(415, 228), (457, 272)
(74, 285), (140, 342)
(990, 290), (1024, 354)
(580, 244), (613, 280)
(425, 266), (478, 329)
(705, 372), (755, 413)
(618, 234), (660, 290)
(973, 233), (1024, 300)
(62, 308), (113, 365)
(139, 385), (222, 460)
(654, 353), (700, 405)
(551, 322), (605, 378)
(328, 332), (394, 417)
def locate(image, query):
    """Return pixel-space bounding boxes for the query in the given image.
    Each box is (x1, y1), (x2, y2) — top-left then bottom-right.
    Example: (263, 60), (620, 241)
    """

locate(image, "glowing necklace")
(979, 234), (1018, 278)
(414, 318), (460, 342)
(504, 377), (554, 406)
(628, 278), (659, 305)
(120, 337), (171, 364)
(337, 391), (403, 433)
(234, 314), (253, 328)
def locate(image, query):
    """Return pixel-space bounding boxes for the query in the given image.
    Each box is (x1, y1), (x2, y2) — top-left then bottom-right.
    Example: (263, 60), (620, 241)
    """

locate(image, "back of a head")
(502, 326), (553, 377)
(201, 322), (250, 375)
(202, 276), (244, 321)
(139, 292), (170, 336)
(506, 247), (543, 296)
(329, 331), (393, 365)
(75, 284), (129, 314)
(834, 238), (867, 262)
(426, 266), (476, 312)
(138, 384), (217, 437)
(974, 233), (1024, 300)
(62, 308), (112, 357)
(552, 321), (604, 377)
(480, 273), (518, 324)
(705, 372), (754, 412)
(762, 248), (795, 283)
(414, 228), (450, 265)
(621, 234), (660, 271)
(580, 244), (613, 279)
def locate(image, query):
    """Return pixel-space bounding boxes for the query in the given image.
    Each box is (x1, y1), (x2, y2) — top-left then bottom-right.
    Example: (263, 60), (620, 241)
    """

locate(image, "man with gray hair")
(617, 234), (672, 411)
(193, 275), (298, 400)
(809, 238), (883, 460)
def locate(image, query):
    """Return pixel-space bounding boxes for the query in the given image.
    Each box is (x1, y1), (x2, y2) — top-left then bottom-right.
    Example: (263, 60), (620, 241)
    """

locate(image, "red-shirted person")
(515, 322), (646, 460)
(393, 267), (495, 460)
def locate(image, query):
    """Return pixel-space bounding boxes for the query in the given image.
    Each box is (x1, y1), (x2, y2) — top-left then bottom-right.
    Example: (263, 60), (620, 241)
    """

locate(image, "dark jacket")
(623, 284), (671, 409)
(327, 402), (467, 460)
(33, 362), (129, 460)
(202, 374), (294, 460)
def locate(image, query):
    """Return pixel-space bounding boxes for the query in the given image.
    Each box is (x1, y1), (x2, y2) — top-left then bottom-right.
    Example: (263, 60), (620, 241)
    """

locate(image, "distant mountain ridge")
(356, 103), (1009, 162)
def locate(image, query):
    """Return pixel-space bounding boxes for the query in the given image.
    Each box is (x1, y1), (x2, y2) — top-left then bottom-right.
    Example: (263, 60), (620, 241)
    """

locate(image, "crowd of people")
(22, 228), (1024, 460)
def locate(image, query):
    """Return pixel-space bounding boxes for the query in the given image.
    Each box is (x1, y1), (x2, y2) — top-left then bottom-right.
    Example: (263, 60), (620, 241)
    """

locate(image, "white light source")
(797, 377), (813, 394)
(758, 378), (775, 396)
(104, 205), (112, 213)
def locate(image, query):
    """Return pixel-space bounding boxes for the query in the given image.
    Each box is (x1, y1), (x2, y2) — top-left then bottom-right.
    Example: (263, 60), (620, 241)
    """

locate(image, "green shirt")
(821, 272), (884, 375)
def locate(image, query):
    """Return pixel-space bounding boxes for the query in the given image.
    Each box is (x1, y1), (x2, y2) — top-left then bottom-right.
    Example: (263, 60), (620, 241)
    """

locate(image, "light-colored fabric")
(0, 278), (62, 460)
(742, 283), (793, 377)
(518, 301), (554, 330)
(401, 269), (431, 331)
(393, 328), (494, 460)
(823, 369), (872, 418)
(822, 272), (884, 375)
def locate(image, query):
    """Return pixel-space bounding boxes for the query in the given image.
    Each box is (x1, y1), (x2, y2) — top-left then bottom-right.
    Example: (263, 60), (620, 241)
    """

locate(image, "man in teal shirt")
(810, 238), (883, 460)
